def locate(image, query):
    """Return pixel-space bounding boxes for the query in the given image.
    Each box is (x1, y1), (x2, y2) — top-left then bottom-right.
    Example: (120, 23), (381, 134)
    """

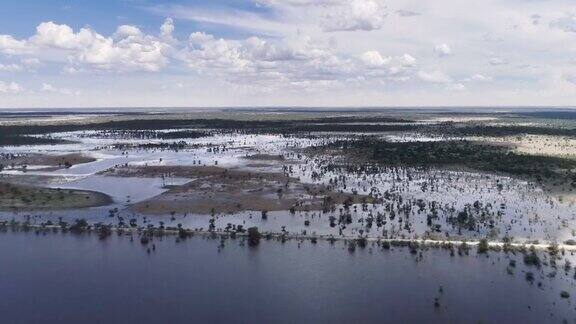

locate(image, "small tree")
(523, 246), (541, 268)
(477, 239), (489, 254)
(248, 227), (261, 247)
(70, 219), (88, 233)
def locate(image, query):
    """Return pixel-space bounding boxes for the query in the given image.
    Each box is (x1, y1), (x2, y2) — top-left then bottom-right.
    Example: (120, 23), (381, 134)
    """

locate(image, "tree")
(247, 227), (261, 246)
(477, 238), (489, 254)
(523, 246), (541, 267)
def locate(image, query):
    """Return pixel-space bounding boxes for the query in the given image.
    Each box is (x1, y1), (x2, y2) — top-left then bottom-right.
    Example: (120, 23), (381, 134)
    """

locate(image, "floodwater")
(1, 231), (575, 324)
(1, 131), (575, 243)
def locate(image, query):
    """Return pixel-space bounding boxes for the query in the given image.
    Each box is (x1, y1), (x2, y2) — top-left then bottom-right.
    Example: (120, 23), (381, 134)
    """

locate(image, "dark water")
(0, 232), (574, 324)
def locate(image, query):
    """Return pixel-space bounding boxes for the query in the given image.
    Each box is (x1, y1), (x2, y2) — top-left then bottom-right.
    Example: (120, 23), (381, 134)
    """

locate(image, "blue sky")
(0, 1), (267, 39)
(1, 0), (576, 108)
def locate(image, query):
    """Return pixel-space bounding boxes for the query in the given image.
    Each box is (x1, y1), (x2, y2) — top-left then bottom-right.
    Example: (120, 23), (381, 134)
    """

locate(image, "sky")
(0, 0), (576, 108)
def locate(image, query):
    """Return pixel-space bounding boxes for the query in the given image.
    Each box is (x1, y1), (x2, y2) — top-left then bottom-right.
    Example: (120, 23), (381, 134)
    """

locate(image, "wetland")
(2, 107), (576, 323)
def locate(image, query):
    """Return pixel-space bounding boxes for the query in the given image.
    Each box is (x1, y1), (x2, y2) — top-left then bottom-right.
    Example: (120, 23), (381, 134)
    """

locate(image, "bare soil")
(101, 165), (373, 215)
(0, 153), (96, 171)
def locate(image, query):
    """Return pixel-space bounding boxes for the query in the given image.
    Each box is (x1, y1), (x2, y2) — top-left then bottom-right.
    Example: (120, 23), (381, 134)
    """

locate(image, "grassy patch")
(0, 182), (111, 211)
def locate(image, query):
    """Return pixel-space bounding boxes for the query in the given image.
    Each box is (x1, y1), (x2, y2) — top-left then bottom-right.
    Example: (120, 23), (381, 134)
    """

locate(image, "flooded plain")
(2, 108), (576, 322)
(2, 129), (575, 243)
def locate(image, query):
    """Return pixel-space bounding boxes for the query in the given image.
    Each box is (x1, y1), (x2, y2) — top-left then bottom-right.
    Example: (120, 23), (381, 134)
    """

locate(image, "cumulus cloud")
(0, 81), (23, 94)
(180, 31), (357, 89)
(360, 51), (389, 67)
(0, 58), (41, 73)
(160, 18), (176, 43)
(0, 35), (32, 55)
(188, 32), (214, 45)
(179, 32), (396, 91)
(1, 21), (170, 72)
(357, 51), (418, 83)
(400, 54), (416, 67)
(322, 0), (386, 32)
(5, 0), (576, 106)
(434, 43), (452, 57)
(32, 22), (95, 49)
(114, 25), (143, 39)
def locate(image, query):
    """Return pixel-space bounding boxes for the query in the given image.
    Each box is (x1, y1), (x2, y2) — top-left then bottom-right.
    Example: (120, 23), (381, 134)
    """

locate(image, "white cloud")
(418, 70), (452, 83)
(3, 21), (169, 72)
(114, 25), (143, 39)
(0, 35), (31, 55)
(41, 83), (58, 92)
(358, 52), (416, 81)
(32, 22), (95, 50)
(470, 73), (492, 82)
(41, 83), (77, 95)
(0, 63), (22, 72)
(21, 58), (41, 68)
(5, 0), (576, 107)
(0, 81), (23, 94)
(79, 24), (168, 71)
(0, 58), (40, 73)
(322, 0), (386, 32)
(434, 43), (452, 57)
(189, 32), (214, 45)
(400, 54), (416, 67)
(360, 51), (389, 67)
(446, 83), (466, 91)
(244, 37), (298, 61)
(181, 31), (353, 87)
(62, 66), (85, 74)
(160, 18), (176, 43)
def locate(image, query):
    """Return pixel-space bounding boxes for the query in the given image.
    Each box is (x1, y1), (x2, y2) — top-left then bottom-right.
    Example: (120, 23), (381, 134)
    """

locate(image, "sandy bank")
(0, 153), (96, 171)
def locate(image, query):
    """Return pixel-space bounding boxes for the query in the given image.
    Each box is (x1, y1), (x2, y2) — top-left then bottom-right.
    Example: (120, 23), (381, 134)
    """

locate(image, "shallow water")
(1, 231), (575, 324)
(2, 131), (576, 243)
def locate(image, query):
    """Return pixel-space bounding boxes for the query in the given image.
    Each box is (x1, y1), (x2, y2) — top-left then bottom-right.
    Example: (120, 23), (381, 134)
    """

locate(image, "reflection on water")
(1, 131), (576, 243)
(0, 231), (574, 324)
(49, 175), (190, 204)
